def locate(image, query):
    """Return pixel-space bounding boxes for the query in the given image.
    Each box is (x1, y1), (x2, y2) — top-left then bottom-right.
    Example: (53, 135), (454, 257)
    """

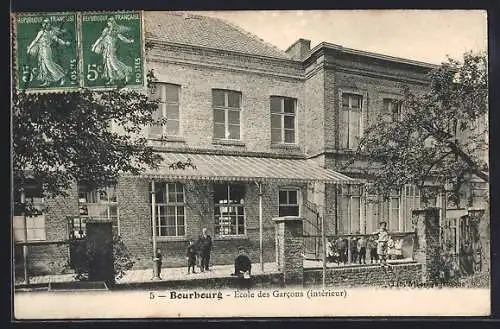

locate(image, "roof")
(144, 11), (292, 60)
(137, 153), (358, 184)
(308, 42), (439, 70)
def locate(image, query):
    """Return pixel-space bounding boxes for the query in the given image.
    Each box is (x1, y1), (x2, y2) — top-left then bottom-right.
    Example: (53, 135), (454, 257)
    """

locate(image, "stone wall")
(303, 263), (423, 287)
(412, 208), (441, 283)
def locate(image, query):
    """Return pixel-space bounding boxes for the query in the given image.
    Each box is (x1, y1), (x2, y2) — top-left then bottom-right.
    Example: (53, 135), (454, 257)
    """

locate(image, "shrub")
(67, 235), (135, 281)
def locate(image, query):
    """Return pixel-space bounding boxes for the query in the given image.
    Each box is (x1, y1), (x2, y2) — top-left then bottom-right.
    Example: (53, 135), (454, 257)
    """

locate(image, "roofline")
(306, 42), (440, 70)
(146, 37), (301, 64)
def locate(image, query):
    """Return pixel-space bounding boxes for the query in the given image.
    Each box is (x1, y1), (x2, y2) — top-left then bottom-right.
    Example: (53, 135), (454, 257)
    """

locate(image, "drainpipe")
(151, 179), (161, 280)
(21, 188), (29, 285)
(257, 182), (264, 273)
(321, 211), (326, 289)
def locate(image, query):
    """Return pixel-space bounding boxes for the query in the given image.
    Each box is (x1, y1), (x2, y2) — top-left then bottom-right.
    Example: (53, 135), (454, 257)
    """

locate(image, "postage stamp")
(14, 12), (79, 92)
(80, 11), (144, 89)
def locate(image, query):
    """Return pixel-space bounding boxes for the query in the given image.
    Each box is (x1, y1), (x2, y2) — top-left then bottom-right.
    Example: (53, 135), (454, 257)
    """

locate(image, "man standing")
(197, 228), (213, 272)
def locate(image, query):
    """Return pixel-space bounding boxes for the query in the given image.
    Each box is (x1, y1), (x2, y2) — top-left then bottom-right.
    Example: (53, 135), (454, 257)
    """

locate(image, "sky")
(188, 10), (487, 65)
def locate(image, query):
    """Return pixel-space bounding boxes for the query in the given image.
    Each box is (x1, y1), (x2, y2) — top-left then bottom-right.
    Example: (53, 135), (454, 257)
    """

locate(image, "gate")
(67, 216), (88, 272)
(303, 201), (322, 260)
(441, 209), (482, 277)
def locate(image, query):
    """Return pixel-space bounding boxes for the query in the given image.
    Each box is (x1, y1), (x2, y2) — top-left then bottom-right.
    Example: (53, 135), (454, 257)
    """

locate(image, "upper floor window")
(340, 93), (363, 149)
(149, 83), (180, 138)
(214, 183), (245, 236)
(383, 98), (402, 122)
(78, 185), (119, 237)
(213, 89), (241, 140)
(271, 96), (297, 144)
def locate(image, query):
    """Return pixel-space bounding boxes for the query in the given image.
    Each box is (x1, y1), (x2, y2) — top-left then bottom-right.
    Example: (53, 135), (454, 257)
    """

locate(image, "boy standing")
(373, 221), (390, 267)
(357, 235), (367, 264)
(186, 240), (197, 274)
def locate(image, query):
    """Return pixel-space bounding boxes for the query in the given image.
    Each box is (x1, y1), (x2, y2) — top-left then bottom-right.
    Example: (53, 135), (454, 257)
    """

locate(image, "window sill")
(270, 143), (301, 150)
(148, 135), (186, 143)
(212, 139), (246, 147)
(154, 236), (189, 242)
(214, 235), (249, 241)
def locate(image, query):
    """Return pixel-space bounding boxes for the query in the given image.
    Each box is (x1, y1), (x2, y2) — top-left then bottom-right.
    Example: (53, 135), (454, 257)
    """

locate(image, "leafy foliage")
(13, 70), (165, 200)
(68, 234), (135, 281)
(346, 51), (488, 202)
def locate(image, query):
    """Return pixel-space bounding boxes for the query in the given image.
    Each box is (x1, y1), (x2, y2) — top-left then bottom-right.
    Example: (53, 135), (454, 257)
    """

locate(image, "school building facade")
(13, 12), (488, 275)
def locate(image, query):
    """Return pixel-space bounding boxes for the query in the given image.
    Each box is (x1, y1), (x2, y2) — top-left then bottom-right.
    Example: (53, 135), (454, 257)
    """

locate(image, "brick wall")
(117, 177), (303, 270)
(147, 59), (306, 156)
(303, 263), (423, 287)
(25, 243), (71, 276)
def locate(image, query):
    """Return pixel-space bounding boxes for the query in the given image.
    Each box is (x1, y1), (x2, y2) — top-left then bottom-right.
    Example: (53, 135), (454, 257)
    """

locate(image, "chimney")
(285, 39), (311, 61)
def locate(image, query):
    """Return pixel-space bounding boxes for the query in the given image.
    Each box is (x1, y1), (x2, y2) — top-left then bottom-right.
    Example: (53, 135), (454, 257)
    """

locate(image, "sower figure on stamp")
(27, 17), (71, 87)
(197, 228), (213, 272)
(373, 221), (390, 268)
(186, 239), (197, 274)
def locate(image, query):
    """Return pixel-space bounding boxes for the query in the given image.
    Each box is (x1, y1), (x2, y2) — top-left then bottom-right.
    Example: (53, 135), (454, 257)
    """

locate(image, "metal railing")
(304, 231), (417, 264)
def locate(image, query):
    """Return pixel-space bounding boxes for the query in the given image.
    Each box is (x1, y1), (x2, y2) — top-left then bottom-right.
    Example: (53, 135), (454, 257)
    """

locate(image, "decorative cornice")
(147, 55), (305, 82)
(307, 42), (439, 70)
(326, 64), (430, 85)
(146, 38), (302, 68)
(151, 145), (307, 160)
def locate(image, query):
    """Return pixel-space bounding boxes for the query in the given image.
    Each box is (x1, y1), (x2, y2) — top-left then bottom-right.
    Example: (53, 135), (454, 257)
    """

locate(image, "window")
(149, 83), (180, 137)
(379, 189), (401, 232)
(214, 183), (245, 236)
(339, 185), (362, 234)
(404, 185), (421, 231)
(382, 98), (402, 122)
(78, 185), (119, 236)
(13, 181), (46, 242)
(151, 182), (186, 237)
(271, 96), (297, 144)
(213, 89), (241, 140)
(340, 93), (363, 149)
(279, 188), (300, 217)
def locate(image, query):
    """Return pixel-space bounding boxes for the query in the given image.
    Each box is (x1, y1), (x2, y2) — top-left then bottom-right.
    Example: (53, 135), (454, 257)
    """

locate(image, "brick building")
(14, 12), (488, 275)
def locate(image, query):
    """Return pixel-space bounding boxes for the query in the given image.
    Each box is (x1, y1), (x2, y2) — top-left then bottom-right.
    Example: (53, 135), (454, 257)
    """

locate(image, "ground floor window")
(338, 185), (362, 234)
(151, 182), (186, 237)
(13, 180), (46, 241)
(78, 184), (120, 236)
(279, 188), (300, 217)
(214, 183), (245, 236)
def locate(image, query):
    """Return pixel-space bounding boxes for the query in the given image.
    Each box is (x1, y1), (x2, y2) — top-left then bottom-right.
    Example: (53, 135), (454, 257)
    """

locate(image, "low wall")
(303, 263), (423, 287)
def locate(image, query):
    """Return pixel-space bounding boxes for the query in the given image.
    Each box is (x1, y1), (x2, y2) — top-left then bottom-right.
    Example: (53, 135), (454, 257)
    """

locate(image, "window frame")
(382, 98), (403, 122)
(339, 90), (366, 150)
(278, 187), (301, 217)
(153, 182), (187, 238)
(77, 185), (120, 236)
(270, 96), (298, 145)
(212, 89), (242, 141)
(214, 183), (246, 237)
(148, 83), (181, 138)
(13, 182), (47, 242)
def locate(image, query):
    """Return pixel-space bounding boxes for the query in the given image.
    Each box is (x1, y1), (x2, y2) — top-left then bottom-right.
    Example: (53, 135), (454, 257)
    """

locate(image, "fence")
(304, 231), (417, 264)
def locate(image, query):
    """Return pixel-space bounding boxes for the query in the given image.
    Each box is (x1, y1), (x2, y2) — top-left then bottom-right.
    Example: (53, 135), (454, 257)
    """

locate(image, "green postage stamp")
(81, 12), (144, 89)
(15, 13), (79, 92)
(13, 11), (144, 92)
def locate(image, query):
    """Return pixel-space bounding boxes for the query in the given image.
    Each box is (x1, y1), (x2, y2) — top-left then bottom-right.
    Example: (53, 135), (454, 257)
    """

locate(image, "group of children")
(326, 221), (391, 267)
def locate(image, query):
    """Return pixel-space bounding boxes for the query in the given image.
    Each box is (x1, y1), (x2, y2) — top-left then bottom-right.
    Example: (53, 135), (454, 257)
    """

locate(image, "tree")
(12, 70), (164, 204)
(346, 51), (488, 204)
